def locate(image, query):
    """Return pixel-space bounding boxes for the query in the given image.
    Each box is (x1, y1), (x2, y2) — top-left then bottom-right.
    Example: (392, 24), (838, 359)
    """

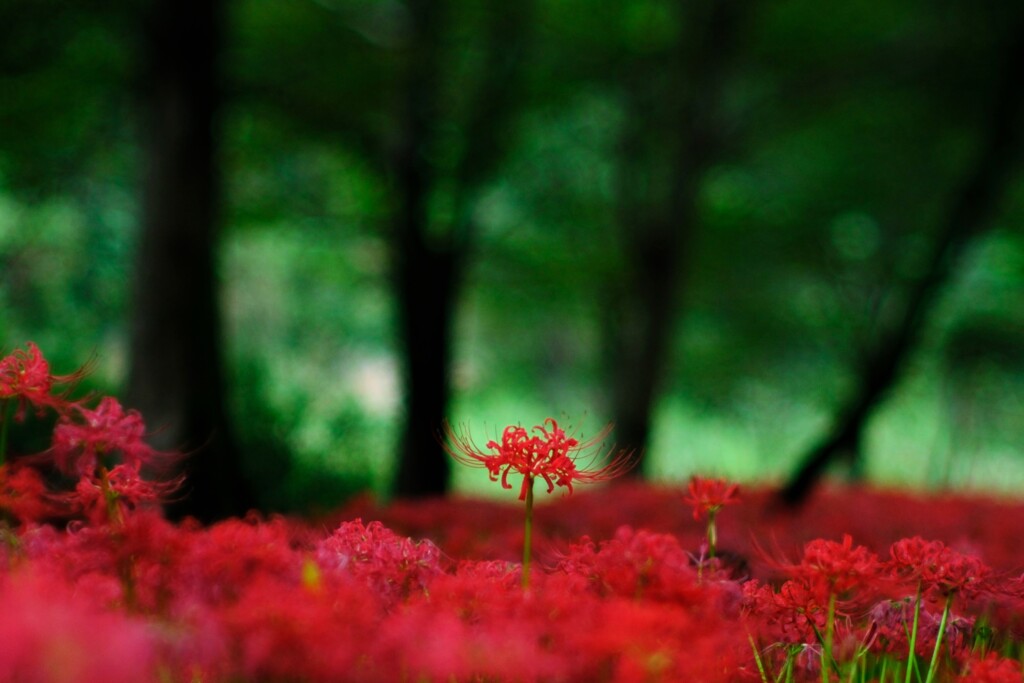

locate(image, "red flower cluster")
(316, 518), (443, 605)
(559, 526), (704, 603)
(0, 505), (755, 682)
(3, 344), (1024, 682)
(340, 481), (1024, 680)
(0, 343), (175, 526)
(741, 532), (1007, 680)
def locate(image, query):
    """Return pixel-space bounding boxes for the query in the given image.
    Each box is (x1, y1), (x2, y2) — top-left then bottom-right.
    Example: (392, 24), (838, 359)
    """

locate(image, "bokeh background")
(2, 0), (1022, 519)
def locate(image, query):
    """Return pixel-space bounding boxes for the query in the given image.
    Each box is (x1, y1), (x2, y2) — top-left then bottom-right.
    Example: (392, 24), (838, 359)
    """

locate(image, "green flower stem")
(783, 647), (796, 683)
(98, 465), (124, 528)
(707, 509), (718, 559)
(823, 591), (837, 683)
(904, 584), (923, 683)
(98, 465), (136, 609)
(924, 594), (954, 683)
(748, 632), (769, 683)
(522, 475), (535, 590)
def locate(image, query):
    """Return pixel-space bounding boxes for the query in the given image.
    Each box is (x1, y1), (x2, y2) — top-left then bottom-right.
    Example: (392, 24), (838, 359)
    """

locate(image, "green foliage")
(2, 0), (1023, 508)
(229, 356), (380, 513)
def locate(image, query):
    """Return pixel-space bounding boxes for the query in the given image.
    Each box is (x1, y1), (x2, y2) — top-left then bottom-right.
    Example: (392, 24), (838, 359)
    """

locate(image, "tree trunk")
(391, 1), (532, 498)
(128, 0), (254, 521)
(610, 0), (744, 475)
(390, 0), (451, 498)
(780, 28), (1024, 505)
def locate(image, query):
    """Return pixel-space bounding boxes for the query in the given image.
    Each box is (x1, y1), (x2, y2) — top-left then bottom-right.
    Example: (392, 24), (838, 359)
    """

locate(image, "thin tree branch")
(779, 27), (1024, 505)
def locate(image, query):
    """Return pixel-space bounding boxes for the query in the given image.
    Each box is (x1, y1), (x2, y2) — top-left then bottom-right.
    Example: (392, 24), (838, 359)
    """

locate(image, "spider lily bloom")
(769, 535), (880, 681)
(796, 534), (881, 599)
(684, 476), (740, 521)
(0, 342), (91, 464)
(51, 397), (159, 478)
(445, 418), (633, 588)
(74, 464), (180, 526)
(444, 418), (634, 502)
(0, 463), (63, 524)
(51, 397), (178, 526)
(0, 342), (89, 421)
(887, 537), (993, 603)
(886, 537), (994, 683)
(684, 476), (740, 561)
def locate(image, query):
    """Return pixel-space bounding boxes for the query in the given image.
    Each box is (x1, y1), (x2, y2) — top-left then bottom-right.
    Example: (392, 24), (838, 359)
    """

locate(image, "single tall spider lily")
(684, 475), (740, 559)
(444, 418), (633, 588)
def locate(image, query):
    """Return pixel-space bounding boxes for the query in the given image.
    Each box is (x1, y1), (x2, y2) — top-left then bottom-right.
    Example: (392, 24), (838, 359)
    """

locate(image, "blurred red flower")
(957, 653), (1023, 682)
(0, 342), (87, 420)
(683, 476), (740, 521)
(52, 397), (158, 477)
(0, 464), (63, 523)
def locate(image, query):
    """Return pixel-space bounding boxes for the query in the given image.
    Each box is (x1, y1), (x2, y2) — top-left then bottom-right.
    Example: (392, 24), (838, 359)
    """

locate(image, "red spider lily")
(887, 537), (993, 601)
(743, 577), (830, 645)
(316, 518), (444, 605)
(444, 418), (633, 501)
(446, 417), (633, 589)
(0, 463), (65, 524)
(795, 534), (882, 597)
(556, 526), (709, 604)
(754, 535), (883, 679)
(47, 396), (177, 526)
(73, 465), (181, 526)
(0, 342), (89, 420)
(51, 397), (159, 477)
(683, 476), (740, 521)
(886, 538), (994, 683)
(685, 476), (741, 561)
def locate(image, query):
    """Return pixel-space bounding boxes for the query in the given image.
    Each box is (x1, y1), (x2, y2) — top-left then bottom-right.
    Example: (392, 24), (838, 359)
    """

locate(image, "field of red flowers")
(3, 343), (1024, 682)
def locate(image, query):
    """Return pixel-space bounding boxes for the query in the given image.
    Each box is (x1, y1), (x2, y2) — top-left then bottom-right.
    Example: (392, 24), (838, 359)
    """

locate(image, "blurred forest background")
(2, 0), (1023, 521)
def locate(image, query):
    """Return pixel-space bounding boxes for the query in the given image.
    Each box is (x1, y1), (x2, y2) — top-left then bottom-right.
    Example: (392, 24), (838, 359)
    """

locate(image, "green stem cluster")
(752, 583), (971, 683)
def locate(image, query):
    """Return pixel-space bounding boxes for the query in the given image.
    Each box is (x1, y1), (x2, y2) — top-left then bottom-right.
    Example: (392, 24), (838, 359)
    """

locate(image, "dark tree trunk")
(610, 0), (744, 475)
(391, 1), (532, 498)
(780, 29), (1024, 506)
(390, 0), (451, 498)
(128, 0), (254, 521)
(393, 242), (458, 498)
